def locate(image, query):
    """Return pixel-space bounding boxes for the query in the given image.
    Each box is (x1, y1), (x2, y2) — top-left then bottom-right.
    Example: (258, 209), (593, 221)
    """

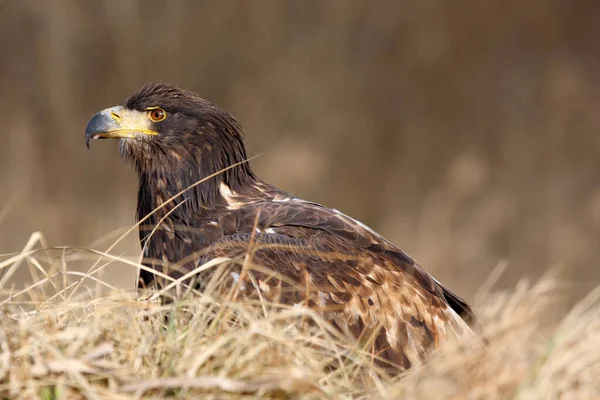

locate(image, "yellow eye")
(148, 108), (166, 122)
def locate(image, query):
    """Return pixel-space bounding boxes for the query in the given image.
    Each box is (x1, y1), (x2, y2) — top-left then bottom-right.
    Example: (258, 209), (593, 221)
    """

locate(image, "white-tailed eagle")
(85, 83), (474, 371)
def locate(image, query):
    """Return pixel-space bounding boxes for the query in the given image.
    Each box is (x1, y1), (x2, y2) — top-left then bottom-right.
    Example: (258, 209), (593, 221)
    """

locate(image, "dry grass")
(0, 233), (598, 399)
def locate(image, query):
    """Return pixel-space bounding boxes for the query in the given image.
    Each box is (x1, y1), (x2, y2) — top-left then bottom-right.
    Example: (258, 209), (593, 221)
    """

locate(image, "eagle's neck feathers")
(135, 156), (258, 225)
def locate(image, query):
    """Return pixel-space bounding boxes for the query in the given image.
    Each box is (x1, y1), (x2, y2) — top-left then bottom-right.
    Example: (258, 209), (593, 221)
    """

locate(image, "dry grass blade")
(0, 232), (48, 287)
(121, 373), (323, 396)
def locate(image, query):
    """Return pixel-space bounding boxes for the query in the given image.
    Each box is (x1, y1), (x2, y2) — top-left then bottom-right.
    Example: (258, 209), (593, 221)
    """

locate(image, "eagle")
(85, 83), (474, 371)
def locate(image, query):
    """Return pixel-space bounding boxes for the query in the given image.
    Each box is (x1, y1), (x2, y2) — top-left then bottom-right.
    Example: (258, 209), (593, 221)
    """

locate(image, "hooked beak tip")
(84, 106), (124, 148)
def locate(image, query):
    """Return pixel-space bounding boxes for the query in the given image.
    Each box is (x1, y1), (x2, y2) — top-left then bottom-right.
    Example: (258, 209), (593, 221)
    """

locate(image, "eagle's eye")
(147, 108), (167, 122)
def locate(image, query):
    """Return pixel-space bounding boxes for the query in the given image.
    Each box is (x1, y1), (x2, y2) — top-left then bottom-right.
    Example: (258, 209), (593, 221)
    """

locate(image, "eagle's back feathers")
(143, 181), (474, 371)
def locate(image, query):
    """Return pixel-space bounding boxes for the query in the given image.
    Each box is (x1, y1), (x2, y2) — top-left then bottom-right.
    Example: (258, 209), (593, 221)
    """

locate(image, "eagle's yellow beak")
(85, 106), (158, 148)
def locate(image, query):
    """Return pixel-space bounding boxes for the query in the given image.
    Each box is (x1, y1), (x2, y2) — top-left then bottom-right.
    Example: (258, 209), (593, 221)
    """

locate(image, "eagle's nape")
(85, 82), (476, 373)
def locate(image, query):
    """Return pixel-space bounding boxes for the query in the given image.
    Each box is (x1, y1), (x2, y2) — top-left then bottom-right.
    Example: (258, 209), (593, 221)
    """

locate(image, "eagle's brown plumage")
(85, 83), (475, 371)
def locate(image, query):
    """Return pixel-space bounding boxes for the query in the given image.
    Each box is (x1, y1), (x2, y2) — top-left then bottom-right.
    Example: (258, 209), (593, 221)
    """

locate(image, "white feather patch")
(219, 183), (244, 209)
(230, 271), (247, 291)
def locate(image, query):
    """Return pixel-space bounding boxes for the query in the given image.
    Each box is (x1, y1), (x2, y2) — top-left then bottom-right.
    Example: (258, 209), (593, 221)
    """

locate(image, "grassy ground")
(0, 233), (598, 399)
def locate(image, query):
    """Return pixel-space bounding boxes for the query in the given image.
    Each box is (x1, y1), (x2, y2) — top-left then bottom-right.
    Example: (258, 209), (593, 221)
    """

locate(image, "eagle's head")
(85, 83), (255, 191)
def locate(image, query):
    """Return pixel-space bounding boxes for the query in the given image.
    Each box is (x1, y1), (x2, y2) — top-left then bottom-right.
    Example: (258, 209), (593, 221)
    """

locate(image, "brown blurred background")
(1, 1), (599, 303)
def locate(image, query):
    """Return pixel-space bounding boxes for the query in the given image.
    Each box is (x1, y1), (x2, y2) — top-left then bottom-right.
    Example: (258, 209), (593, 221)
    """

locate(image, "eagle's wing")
(198, 199), (473, 370)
